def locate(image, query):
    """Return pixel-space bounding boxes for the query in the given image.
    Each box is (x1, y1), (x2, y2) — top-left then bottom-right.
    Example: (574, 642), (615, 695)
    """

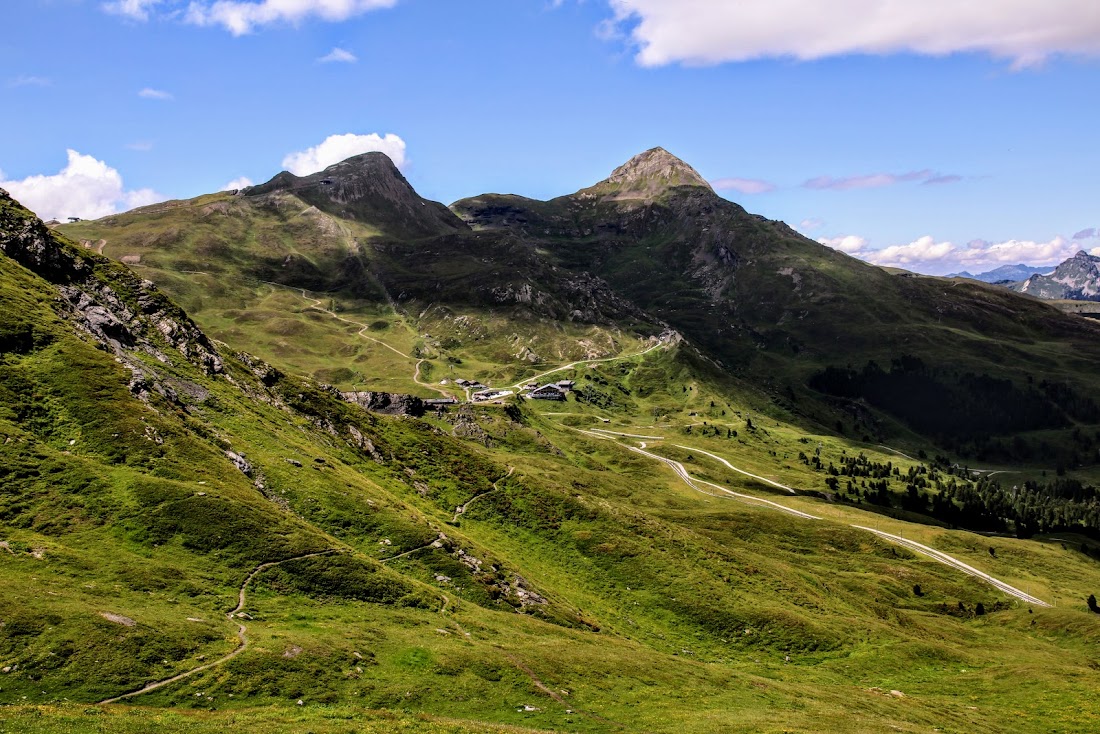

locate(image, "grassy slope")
(2, 187), (1092, 731)
(60, 195), (649, 396)
(453, 185), (1100, 466)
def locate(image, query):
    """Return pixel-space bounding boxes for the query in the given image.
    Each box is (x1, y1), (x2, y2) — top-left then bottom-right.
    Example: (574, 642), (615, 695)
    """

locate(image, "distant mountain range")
(1014, 250), (1100, 301)
(949, 263), (1053, 283)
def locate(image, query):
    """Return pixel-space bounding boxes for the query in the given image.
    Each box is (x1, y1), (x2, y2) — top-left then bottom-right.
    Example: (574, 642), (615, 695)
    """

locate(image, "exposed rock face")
(244, 152), (465, 239)
(0, 188), (224, 376)
(341, 391), (425, 417)
(1015, 251), (1100, 301)
(579, 147), (712, 201)
(225, 450), (253, 477)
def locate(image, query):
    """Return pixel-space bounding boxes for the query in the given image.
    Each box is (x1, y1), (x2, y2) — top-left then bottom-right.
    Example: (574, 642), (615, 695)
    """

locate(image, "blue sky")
(3, 0), (1099, 275)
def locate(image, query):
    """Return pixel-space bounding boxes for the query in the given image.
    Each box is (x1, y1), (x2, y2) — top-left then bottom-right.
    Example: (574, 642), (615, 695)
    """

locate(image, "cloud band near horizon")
(820, 232), (1100, 275)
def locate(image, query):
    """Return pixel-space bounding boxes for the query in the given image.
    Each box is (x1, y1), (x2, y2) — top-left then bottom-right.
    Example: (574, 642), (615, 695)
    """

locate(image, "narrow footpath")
(97, 549), (337, 704)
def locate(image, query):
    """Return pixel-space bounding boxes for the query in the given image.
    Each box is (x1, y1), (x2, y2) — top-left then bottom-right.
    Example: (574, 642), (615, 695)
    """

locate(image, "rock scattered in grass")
(99, 612), (136, 627)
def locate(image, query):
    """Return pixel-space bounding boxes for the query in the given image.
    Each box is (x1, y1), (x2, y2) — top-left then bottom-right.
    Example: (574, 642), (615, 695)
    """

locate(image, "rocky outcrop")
(579, 147), (713, 201)
(341, 391), (425, 417)
(0, 188), (224, 376)
(245, 152), (465, 239)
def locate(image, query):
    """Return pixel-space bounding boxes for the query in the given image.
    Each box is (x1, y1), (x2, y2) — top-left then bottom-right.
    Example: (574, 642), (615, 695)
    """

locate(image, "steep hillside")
(243, 152), (465, 240)
(12, 184), (1100, 733)
(454, 148), (1100, 456)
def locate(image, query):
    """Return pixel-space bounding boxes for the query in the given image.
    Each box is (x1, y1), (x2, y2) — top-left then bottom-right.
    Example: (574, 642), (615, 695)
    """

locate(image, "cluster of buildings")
(442, 376), (578, 403)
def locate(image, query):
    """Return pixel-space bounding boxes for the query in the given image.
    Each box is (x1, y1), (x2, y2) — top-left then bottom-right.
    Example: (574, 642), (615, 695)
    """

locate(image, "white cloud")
(860, 236), (956, 268)
(138, 87), (174, 100)
(8, 75), (52, 88)
(711, 177), (775, 194)
(318, 47), (358, 63)
(0, 150), (165, 222)
(222, 176), (253, 190)
(819, 232), (1087, 274)
(818, 235), (868, 254)
(282, 132), (407, 176)
(606, 0), (1100, 67)
(102, 0), (161, 21)
(798, 218), (824, 232)
(125, 141), (154, 152)
(952, 237), (1078, 270)
(186, 0), (396, 35)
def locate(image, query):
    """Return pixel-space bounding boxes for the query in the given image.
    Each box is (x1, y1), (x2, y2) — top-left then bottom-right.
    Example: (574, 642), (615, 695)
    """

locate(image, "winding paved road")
(569, 424), (1050, 607)
(509, 339), (669, 390)
(675, 444), (797, 495)
(853, 526), (1050, 607)
(628, 445), (821, 520)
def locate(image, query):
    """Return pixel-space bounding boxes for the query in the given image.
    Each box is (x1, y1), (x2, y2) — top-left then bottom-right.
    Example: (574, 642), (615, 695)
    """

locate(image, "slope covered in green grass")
(6, 151), (1099, 734)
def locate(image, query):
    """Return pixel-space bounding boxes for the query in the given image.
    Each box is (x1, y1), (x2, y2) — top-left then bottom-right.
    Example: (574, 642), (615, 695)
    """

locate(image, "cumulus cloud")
(0, 150), (164, 222)
(138, 87), (173, 100)
(952, 237), (1079, 270)
(817, 235), (867, 254)
(803, 169), (960, 191)
(605, 0), (1100, 67)
(798, 218), (824, 232)
(711, 177), (775, 195)
(318, 47), (357, 63)
(859, 236), (956, 268)
(820, 232), (1087, 274)
(282, 132), (407, 176)
(186, 0), (396, 35)
(222, 176), (253, 190)
(102, 0), (161, 21)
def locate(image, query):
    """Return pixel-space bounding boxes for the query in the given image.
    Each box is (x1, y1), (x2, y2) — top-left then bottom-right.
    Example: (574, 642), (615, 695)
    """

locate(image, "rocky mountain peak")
(608, 147), (711, 188)
(244, 152), (465, 239)
(1015, 249), (1100, 301)
(580, 147), (713, 201)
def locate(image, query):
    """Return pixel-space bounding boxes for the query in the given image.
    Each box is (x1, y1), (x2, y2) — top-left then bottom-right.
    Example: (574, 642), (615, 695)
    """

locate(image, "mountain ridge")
(245, 151), (465, 239)
(1015, 249), (1100, 301)
(948, 263), (1053, 283)
(10, 154), (1100, 733)
(60, 149), (1100, 459)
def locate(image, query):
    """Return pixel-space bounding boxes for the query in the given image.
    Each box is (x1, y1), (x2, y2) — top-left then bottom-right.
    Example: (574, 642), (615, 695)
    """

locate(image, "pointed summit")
(245, 152), (465, 238)
(579, 147), (713, 202)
